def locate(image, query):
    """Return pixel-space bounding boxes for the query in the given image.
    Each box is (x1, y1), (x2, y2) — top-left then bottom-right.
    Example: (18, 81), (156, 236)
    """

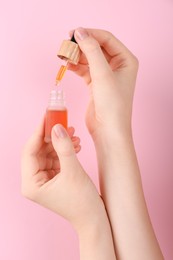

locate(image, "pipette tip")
(55, 80), (60, 86)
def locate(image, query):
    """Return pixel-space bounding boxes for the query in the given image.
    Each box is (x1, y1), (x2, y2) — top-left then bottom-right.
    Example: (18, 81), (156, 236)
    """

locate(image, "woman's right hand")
(68, 28), (138, 140)
(69, 28), (164, 260)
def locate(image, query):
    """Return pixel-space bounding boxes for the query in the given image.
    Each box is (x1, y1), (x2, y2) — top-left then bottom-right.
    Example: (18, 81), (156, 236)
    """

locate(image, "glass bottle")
(44, 89), (67, 143)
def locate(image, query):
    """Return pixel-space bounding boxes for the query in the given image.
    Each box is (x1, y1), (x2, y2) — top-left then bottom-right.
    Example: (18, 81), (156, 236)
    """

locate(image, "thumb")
(51, 124), (79, 172)
(74, 27), (112, 83)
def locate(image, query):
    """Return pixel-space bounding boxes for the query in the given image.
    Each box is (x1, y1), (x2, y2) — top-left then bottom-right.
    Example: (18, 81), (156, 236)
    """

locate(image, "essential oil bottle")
(44, 32), (80, 143)
(44, 89), (67, 143)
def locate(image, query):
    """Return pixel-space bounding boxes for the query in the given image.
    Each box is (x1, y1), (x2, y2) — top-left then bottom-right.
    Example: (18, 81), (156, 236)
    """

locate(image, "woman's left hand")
(21, 118), (104, 231)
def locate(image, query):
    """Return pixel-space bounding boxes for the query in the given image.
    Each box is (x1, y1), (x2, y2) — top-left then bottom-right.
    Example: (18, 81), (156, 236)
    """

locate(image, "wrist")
(91, 124), (133, 149)
(77, 201), (116, 259)
(74, 199), (107, 235)
(91, 125), (137, 174)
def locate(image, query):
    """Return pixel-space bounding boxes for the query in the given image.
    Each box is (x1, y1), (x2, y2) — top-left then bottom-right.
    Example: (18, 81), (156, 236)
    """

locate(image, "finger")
(69, 31), (112, 65)
(67, 48), (111, 85)
(75, 145), (81, 153)
(67, 63), (90, 84)
(38, 142), (54, 157)
(51, 124), (80, 173)
(67, 127), (81, 144)
(85, 28), (133, 58)
(67, 126), (75, 137)
(74, 51), (88, 65)
(71, 136), (81, 147)
(47, 150), (58, 159)
(74, 27), (113, 83)
(47, 135), (80, 155)
(47, 142), (81, 159)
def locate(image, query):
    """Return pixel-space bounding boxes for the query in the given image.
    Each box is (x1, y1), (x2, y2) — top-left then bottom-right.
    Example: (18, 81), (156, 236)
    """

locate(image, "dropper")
(55, 61), (68, 86)
(55, 33), (80, 86)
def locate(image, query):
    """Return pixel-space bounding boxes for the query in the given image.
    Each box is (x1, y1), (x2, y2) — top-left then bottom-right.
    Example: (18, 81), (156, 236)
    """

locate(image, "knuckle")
(101, 30), (117, 44)
(105, 30), (115, 40)
(84, 38), (100, 53)
(100, 29), (114, 38)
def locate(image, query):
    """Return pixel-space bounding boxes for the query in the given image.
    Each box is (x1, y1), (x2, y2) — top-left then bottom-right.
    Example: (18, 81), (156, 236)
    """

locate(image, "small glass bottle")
(44, 89), (68, 143)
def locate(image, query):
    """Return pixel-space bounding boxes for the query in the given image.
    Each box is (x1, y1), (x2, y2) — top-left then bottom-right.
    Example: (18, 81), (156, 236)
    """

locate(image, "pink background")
(0, 0), (173, 259)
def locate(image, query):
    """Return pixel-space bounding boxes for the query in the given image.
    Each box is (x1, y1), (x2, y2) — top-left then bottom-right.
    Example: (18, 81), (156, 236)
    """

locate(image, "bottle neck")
(48, 89), (66, 109)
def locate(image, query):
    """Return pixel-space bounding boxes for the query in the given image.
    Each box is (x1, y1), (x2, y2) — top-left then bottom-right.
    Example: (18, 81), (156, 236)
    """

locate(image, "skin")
(21, 121), (116, 260)
(21, 27), (164, 260)
(67, 27), (164, 260)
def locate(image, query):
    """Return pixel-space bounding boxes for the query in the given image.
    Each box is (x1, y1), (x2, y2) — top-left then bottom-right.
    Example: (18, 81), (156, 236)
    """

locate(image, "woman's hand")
(21, 119), (103, 230)
(68, 28), (138, 139)
(68, 28), (163, 260)
(21, 118), (116, 259)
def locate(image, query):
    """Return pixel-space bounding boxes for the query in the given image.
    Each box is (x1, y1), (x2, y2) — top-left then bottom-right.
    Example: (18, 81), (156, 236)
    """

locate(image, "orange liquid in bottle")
(44, 109), (67, 143)
(55, 65), (67, 85)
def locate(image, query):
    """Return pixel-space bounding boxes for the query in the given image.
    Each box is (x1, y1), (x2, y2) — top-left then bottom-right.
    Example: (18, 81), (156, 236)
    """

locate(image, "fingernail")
(75, 27), (89, 41)
(54, 124), (67, 138)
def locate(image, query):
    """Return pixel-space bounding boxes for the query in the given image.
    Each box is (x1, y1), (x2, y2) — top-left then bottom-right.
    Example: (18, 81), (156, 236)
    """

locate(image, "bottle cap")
(57, 34), (80, 65)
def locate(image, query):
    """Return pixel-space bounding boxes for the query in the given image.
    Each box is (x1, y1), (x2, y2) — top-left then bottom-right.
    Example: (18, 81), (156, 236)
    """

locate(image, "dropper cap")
(57, 33), (80, 65)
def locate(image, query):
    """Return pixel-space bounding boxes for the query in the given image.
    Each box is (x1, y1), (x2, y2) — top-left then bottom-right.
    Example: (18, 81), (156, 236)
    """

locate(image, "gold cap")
(57, 40), (80, 65)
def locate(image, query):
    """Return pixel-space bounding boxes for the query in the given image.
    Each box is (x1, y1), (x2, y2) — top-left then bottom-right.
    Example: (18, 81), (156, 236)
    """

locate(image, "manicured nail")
(54, 124), (67, 138)
(75, 27), (89, 41)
